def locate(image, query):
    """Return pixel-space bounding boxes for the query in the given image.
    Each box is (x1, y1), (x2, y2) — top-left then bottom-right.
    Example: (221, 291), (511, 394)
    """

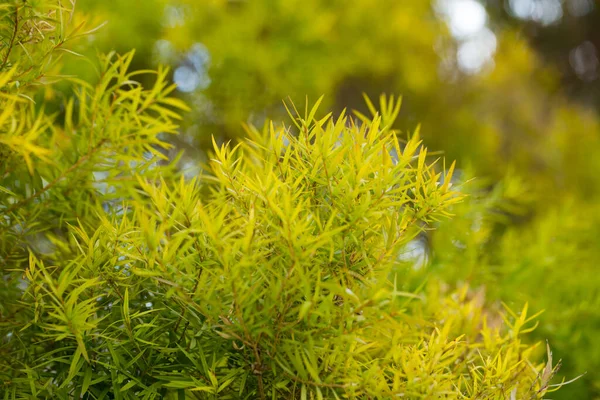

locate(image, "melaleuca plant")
(0, 1), (563, 398)
(2, 70), (562, 399)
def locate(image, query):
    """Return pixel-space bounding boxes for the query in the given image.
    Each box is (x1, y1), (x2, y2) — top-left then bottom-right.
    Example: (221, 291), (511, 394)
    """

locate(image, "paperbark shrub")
(14, 0), (600, 397)
(2, 70), (561, 400)
(0, 1), (563, 398)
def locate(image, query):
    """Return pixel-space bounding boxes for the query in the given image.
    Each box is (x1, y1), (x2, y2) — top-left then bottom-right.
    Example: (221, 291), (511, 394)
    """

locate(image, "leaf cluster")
(0, 2), (568, 399)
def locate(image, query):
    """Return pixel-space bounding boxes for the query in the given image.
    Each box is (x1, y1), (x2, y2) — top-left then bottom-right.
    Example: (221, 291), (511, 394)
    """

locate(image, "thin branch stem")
(2, 139), (107, 216)
(1, 6), (19, 70)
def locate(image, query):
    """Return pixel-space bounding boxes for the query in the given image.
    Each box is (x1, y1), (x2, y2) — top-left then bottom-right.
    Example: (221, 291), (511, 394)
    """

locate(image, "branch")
(1, 6), (19, 70)
(1, 139), (107, 216)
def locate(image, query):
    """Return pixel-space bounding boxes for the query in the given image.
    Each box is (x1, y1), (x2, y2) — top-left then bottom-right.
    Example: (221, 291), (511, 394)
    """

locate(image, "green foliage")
(1, 67), (560, 396)
(81, 3), (600, 398)
(1, 0), (596, 398)
(0, 9), (558, 392)
(427, 176), (599, 397)
(0, 45), (186, 271)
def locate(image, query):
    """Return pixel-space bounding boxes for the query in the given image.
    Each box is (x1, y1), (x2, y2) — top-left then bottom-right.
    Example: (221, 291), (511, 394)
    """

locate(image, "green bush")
(0, 1), (588, 398)
(0, 50), (560, 396)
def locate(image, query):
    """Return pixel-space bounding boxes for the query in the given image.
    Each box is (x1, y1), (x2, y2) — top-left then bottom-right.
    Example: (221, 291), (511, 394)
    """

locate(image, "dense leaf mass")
(0, 0), (592, 399)
(1, 56), (554, 396)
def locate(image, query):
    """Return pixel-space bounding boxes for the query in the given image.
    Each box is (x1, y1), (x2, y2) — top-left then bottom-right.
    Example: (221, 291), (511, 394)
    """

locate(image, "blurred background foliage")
(10, 0), (600, 397)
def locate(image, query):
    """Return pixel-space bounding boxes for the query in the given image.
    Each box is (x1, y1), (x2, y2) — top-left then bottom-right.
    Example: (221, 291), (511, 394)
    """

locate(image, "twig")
(2, 139), (107, 215)
(1, 6), (19, 70)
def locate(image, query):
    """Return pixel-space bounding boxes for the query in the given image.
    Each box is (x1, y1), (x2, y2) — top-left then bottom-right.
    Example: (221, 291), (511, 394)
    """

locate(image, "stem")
(1, 6), (19, 70)
(175, 213), (205, 347)
(254, 344), (266, 400)
(2, 139), (107, 215)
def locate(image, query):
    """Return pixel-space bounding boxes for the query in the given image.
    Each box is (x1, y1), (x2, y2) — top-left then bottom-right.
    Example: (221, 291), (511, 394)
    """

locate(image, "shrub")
(36, 0), (600, 397)
(1, 63), (558, 400)
(0, 1), (567, 398)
